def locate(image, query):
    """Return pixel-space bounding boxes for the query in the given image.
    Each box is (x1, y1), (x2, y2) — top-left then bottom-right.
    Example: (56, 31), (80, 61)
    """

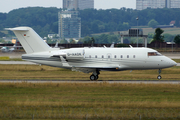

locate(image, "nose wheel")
(157, 75), (162, 80)
(157, 69), (162, 80)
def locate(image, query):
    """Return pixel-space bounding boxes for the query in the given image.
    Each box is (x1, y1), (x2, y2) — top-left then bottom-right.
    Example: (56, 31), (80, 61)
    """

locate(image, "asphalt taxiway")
(0, 80), (180, 84)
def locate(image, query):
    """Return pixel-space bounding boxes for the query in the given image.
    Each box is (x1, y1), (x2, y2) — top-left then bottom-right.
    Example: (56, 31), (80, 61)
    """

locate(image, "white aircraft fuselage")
(22, 47), (176, 71)
(7, 27), (177, 80)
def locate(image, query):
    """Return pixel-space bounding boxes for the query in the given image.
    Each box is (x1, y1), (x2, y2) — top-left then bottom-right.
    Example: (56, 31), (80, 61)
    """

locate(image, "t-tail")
(6, 27), (50, 54)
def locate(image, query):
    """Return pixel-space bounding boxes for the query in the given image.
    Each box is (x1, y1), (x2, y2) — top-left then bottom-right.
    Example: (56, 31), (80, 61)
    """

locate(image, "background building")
(58, 11), (81, 39)
(63, 0), (94, 10)
(136, 0), (180, 10)
(59, 0), (94, 39)
(169, 0), (180, 8)
(78, 0), (94, 10)
(63, 0), (78, 10)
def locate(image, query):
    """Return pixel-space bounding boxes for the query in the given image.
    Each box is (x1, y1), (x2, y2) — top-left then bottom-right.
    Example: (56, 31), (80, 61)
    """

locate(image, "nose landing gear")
(157, 69), (162, 80)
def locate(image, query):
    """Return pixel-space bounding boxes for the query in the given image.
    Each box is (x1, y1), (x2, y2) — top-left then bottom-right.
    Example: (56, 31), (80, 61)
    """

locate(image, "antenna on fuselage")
(110, 42), (115, 48)
(54, 42), (59, 48)
(129, 45), (133, 48)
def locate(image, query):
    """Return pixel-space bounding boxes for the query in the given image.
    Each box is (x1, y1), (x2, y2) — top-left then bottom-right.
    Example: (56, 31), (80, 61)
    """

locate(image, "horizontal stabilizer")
(5, 27), (29, 31)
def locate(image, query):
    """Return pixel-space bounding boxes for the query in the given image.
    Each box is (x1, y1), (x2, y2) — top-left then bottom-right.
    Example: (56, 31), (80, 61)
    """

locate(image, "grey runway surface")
(0, 80), (180, 84)
(0, 61), (37, 65)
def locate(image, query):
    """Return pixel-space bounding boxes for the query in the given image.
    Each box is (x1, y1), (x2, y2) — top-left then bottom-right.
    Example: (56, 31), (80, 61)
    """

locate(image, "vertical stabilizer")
(6, 27), (50, 54)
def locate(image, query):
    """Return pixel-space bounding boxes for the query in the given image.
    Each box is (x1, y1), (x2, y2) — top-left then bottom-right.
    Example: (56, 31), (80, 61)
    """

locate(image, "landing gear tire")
(90, 75), (97, 81)
(157, 75), (162, 80)
(96, 75), (99, 80)
(90, 70), (100, 81)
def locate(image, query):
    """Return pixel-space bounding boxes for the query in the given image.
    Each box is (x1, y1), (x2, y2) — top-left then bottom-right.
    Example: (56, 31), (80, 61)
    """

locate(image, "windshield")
(148, 52), (162, 56)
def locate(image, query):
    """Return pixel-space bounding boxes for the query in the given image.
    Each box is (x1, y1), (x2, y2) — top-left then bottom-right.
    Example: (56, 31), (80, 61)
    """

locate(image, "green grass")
(1, 82), (178, 108)
(0, 82), (179, 119)
(0, 56), (10, 60)
(92, 27), (180, 36)
(142, 27), (180, 35)
(0, 65), (179, 80)
(0, 63), (179, 119)
(173, 59), (180, 63)
(0, 58), (23, 61)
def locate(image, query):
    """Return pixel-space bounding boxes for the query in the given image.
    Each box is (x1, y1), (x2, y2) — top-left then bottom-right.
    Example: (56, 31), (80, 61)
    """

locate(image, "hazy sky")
(0, 0), (136, 13)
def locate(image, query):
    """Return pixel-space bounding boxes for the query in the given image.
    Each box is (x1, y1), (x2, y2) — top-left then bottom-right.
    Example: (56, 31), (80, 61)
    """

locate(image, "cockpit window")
(148, 52), (162, 56)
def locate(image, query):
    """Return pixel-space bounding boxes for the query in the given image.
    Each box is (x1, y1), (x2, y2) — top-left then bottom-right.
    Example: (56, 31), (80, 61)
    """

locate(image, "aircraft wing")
(71, 65), (128, 73)
(51, 53), (128, 73)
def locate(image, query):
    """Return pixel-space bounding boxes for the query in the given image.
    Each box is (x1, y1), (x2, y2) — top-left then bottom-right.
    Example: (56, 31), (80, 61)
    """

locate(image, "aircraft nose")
(172, 60), (177, 66)
(168, 59), (177, 67)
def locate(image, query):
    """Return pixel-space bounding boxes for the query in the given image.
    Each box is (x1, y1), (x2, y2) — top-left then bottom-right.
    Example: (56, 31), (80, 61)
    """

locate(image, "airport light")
(136, 17), (139, 47)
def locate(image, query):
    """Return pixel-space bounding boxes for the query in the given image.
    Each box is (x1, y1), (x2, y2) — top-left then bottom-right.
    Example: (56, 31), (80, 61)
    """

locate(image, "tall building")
(136, 0), (180, 10)
(169, 0), (180, 8)
(63, 0), (94, 10)
(63, 0), (78, 10)
(78, 0), (94, 10)
(58, 11), (81, 39)
(136, 0), (166, 10)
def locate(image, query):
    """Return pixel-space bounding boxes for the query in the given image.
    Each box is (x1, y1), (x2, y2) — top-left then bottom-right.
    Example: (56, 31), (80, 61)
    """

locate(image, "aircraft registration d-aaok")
(6, 27), (177, 81)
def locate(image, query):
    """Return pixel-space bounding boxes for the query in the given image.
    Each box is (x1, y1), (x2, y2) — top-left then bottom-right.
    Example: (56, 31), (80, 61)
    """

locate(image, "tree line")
(1, 7), (180, 43)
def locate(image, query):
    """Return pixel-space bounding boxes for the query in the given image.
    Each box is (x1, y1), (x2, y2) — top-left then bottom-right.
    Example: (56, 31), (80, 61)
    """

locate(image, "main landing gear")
(90, 70), (100, 81)
(157, 69), (162, 80)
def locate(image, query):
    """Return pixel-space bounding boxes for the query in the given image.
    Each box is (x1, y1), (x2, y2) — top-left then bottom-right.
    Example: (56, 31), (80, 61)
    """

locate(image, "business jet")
(0, 41), (22, 52)
(6, 27), (177, 80)
(1, 46), (17, 52)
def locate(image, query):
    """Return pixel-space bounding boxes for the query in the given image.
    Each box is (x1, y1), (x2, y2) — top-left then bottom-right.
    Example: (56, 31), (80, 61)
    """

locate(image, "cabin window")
(121, 55), (123, 58)
(102, 55), (104, 58)
(95, 55), (97, 58)
(89, 55), (91, 58)
(148, 52), (162, 56)
(133, 55), (136, 58)
(114, 55), (117, 58)
(127, 55), (129, 58)
(108, 55), (110, 58)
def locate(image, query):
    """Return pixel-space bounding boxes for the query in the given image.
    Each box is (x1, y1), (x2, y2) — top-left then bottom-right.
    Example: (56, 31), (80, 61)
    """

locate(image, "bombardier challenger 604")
(7, 27), (177, 80)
